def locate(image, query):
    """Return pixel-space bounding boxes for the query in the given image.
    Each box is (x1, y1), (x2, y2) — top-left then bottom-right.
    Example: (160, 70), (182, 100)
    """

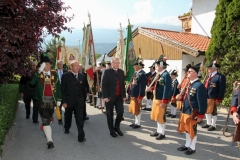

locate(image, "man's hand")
(146, 87), (152, 92)
(57, 101), (61, 106)
(123, 98), (126, 101)
(62, 103), (67, 108)
(196, 117), (202, 123)
(177, 84), (181, 89)
(233, 112), (240, 124)
(104, 98), (109, 102)
(161, 103), (166, 108)
(137, 98), (142, 104)
(176, 94), (182, 101)
(20, 93), (24, 97)
(38, 62), (46, 73)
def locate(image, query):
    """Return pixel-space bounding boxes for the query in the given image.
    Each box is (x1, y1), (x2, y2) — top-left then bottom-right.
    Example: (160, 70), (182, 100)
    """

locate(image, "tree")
(96, 53), (102, 60)
(206, 0), (240, 106)
(0, 0), (74, 83)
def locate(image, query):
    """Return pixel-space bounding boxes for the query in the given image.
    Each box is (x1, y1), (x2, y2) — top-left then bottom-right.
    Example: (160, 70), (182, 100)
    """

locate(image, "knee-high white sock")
(96, 98), (100, 106)
(43, 125), (52, 142)
(160, 124), (165, 135)
(157, 122), (161, 133)
(172, 106), (177, 115)
(101, 98), (105, 107)
(146, 99), (150, 108)
(185, 133), (191, 147)
(135, 113), (141, 125)
(149, 100), (152, 108)
(170, 106), (173, 114)
(206, 114), (212, 125)
(211, 116), (217, 127)
(190, 136), (197, 150)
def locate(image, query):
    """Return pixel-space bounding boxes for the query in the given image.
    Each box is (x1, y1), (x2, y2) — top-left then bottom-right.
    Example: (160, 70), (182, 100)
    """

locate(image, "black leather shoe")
(147, 108), (152, 111)
(150, 131), (159, 137)
(58, 120), (63, 125)
(64, 129), (69, 134)
(26, 115), (30, 119)
(202, 124), (211, 128)
(156, 134), (165, 140)
(132, 124), (141, 129)
(84, 117), (89, 121)
(142, 107), (148, 110)
(185, 148), (196, 155)
(110, 132), (118, 137)
(207, 126), (216, 131)
(121, 117), (124, 121)
(167, 114), (172, 117)
(171, 115), (176, 118)
(129, 123), (135, 127)
(47, 141), (54, 149)
(33, 120), (39, 124)
(78, 138), (86, 142)
(177, 146), (189, 151)
(115, 128), (124, 136)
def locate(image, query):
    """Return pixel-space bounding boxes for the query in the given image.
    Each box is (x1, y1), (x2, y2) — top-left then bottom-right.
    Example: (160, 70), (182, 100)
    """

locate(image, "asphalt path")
(1, 100), (240, 160)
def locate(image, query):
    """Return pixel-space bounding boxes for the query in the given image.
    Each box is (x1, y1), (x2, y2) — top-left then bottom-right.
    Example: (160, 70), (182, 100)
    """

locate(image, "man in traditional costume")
(177, 64), (207, 155)
(143, 63), (156, 111)
(167, 70), (180, 118)
(30, 53), (59, 149)
(128, 57), (146, 129)
(202, 60), (226, 131)
(147, 55), (171, 140)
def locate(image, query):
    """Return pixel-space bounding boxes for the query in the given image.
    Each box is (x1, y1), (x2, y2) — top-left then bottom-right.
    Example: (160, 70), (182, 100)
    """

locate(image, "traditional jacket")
(204, 72), (226, 102)
(171, 79), (180, 98)
(153, 70), (172, 104)
(130, 70), (147, 100)
(146, 71), (156, 86)
(231, 87), (240, 114)
(30, 70), (59, 102)
(182, 79), (207, 119)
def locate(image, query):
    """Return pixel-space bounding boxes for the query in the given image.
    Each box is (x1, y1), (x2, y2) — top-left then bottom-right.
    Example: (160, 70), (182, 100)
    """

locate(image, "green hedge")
(0, 84), (19, 155)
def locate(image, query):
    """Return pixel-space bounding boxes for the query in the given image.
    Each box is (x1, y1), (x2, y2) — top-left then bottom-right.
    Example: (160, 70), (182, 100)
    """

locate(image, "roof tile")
(142, 27), (210, 52)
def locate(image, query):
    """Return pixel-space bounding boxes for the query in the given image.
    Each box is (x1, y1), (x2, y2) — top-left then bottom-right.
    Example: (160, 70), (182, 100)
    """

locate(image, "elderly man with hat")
(146, 55), (171, 140)
(167, 70), (180, 118)
(201, 60), (226, 131)
(128, 57), (147, 129)
(30, 53), (59, 149)
(177, 64), (207, 155)
(143, 63), (156, 111)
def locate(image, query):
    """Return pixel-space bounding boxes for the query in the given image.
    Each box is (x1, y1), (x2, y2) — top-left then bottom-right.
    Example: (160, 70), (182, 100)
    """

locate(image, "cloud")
(152, 15), (181, 26)
(63, 0), (180, 29)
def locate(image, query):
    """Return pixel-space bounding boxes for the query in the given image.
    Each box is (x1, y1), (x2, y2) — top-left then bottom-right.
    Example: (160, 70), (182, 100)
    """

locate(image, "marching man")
(147, 55), (171, 140)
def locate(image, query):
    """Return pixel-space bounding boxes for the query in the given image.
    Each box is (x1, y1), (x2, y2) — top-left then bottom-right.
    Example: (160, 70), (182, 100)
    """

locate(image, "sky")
(63, 0), (192, 29)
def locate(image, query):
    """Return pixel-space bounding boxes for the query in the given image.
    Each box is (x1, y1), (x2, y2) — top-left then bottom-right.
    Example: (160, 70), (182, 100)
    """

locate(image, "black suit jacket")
(19, 76), (35, 97)
(101, 68), (126, 100)
(61, 72), (87, 106)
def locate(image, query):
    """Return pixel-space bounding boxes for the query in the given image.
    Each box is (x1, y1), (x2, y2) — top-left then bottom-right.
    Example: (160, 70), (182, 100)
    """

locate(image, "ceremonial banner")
(124, 20), (136, 84)
(115, 23), (126, 74)
(64, 47), (79, 66)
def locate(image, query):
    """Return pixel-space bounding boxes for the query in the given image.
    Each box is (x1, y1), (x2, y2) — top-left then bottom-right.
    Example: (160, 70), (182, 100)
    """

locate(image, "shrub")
(0, 84), (19, 155)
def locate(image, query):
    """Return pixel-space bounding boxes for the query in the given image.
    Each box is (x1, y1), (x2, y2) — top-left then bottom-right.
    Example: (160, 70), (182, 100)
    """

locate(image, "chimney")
(178, 9), (192, 33)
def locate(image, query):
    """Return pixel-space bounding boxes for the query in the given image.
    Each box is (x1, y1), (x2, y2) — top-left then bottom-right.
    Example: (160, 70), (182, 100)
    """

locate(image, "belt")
(43, 96), (54, 103)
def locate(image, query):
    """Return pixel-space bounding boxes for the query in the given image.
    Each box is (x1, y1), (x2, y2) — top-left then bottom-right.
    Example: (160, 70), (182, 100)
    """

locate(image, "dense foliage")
(0, 84), (19, 155)
(206, 0), (240, 106)
(0, 0), (73, 83)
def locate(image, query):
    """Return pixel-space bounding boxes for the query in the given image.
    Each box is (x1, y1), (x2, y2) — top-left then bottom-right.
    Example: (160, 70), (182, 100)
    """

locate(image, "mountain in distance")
(45, 23), (181, 54)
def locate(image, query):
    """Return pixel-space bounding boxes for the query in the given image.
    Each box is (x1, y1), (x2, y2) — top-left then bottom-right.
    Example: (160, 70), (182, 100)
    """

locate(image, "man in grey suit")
(101, 57), (126, 138)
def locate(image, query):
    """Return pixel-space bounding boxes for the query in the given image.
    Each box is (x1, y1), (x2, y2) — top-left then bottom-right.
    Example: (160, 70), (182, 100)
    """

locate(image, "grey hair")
(57, 60), (63, 64)
(111, 57), (119, 63)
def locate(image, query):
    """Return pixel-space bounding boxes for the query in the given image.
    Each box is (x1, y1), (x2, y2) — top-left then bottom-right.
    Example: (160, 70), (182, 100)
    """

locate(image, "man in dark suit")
(101, 57), (126, 138)
(19, 61), (39, 123)
(79, 64), (89, 121)
(55, 60), (67, 125)
(61, 60), (87, 142)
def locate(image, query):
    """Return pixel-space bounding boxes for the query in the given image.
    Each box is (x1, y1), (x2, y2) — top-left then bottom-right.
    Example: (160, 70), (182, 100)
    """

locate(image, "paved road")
(1, 100), (240, 160)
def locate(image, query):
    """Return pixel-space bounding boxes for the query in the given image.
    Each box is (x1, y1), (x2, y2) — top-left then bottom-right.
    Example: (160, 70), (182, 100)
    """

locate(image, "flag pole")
(88, 12), (103, 113)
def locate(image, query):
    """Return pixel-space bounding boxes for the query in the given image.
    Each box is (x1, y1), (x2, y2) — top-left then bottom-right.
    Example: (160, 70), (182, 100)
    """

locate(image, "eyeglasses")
(187, 71), (195, 73)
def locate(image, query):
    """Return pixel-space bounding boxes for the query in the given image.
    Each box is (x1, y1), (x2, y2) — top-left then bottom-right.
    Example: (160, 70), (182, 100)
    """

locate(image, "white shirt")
(136, 69), (142, 75)
(159, 69), (166, 75)
(151, 71), (155, 75)
(190, 78), (199, 84)
(210, 71), (217, 77)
